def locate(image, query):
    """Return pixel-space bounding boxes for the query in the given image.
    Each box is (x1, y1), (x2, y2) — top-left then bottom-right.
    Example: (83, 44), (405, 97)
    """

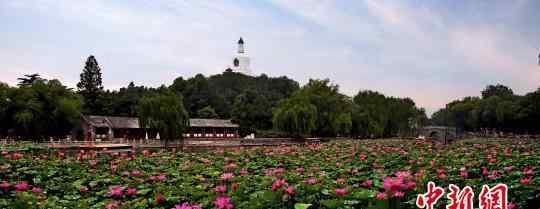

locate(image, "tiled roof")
(189, 118), (239, 128)
(83, 115), (140, 129)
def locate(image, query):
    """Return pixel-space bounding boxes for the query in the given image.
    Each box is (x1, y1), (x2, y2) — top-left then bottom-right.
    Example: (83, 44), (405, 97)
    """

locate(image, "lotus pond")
(0, 138), (538, 209)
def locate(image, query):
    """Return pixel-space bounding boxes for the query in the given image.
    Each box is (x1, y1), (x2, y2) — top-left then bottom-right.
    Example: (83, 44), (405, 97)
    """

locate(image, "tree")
(232, 90), (272, 135)
(3, 79), (82, 140)
(352, 90), (389, 138)
(481, 84), (513, 99)
(197, 106), (218, 118)
(137, 91), (189, 148)
(77, 55), (105, 114)
(17, 74), (42, 86)
(0, 83), (12, 137)
(272, 93), (317, 138)
(300, 79), (352, 137)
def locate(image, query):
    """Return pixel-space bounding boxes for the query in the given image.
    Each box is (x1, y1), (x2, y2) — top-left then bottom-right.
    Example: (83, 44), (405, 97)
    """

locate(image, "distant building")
(77, 115), (148, 141)
(184, 118), (239, 138)
(229, 37), (251, 75)
(77, 115), (239, 141)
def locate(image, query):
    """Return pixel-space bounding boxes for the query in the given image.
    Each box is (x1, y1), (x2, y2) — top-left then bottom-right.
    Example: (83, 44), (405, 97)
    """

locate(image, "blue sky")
(1, 0), (539, 114)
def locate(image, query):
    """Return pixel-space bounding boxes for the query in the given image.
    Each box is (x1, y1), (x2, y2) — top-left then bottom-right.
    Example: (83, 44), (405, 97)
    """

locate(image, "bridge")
(418, 126), (457, 143)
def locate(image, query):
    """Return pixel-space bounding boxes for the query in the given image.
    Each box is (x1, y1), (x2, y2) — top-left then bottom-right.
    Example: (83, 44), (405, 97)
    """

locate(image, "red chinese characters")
(416, 181), (445, 209)
(479, 184), (508, 209)
(447, 184), (474, 209)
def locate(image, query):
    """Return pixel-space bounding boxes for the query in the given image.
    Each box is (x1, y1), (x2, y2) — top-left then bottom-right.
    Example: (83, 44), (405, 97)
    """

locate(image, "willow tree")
(272, 94), (317, 138)
(137, 90), (189, 149)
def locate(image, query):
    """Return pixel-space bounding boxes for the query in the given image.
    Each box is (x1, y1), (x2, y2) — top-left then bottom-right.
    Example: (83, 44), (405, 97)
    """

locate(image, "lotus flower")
(214, 196), (234, 209)
(127, 187), (137, 196)
(271, 179), (286, 191)
(335, 188), (347, 196)
(214, 185), (227, 193)
(108, 186), (123, 198)
(220, 173), (234, 181)
(171, 203), (202, 209)
(79, 186), (89, 193)
(14, 182), (29, 192)
(31, 187), (43, 193)
(362, 180), (373, 188)
(0, 181), (10, 190)
(284, 186), (295, 195)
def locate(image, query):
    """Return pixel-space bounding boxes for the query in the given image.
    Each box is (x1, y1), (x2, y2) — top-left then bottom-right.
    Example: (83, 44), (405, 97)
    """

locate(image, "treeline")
(273, 80), (428, 138)
(0, 55), (427, 140)
(431, 84), (540, 134)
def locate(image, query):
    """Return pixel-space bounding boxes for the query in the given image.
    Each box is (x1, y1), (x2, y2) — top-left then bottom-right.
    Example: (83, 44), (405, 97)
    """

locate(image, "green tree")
(481, 84), (514, 99)
(232, 90), (272, 135)
(352, 90), (389, 138)
(4, 79), (81, 140)
(77, 55), (106, 114)
(137, 91), (189, 148)
(17, 74), (43, 87)
(272, 93), (317, 138)
(300, 79), (352, 137)
(197, 106), (218, 118)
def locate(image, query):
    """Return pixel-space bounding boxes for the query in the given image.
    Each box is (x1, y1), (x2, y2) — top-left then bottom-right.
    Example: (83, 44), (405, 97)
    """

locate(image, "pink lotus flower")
(460, 170), (469, 178)
(155, 193), (166, 204)
(79, 186), (89, 193)
(15, 182), (29, 192)
(31, 187), (43, 193)
(284, 186), (295, 195)
(508, 202), (517, 209)
(107, 186), (123, 198)
(214, 196), (234, 209)
(394, 191), (405, 198)
(11, 152), (23, 160)
(240, 168), (248, 176)
(504, 166), (513, 172)
(127, 187), (138, 196)
(122, 171), (130, 177)
(438, 172), (447, 179)
(157, 174), (167, 182)
(395, 171), (411, 179)
(131, 170), (141, 176)
(220, 173), (234, 181)
(362, 180), (373, 188)
(335, 188), (347, 196)
(520, 177), (531, 185)
(376, 192), (387, 200)
(0, 181), (10, 190)
(482, 167), (489, 176)
(171, 203), (202, 209)
(488, 170), (499, 180)
(295, 167), (305, 174)
(105, 202), (119, 209)
(272, 179), (286, 191)
(306, 178), (317, 185)
(383, 177), (404, 192)
(214, 185), (227, 193)
(273, 168), (285, 175)
(232, 183), (239, 192)
(89, 160), (97, 168)
(522, 167), (534, 176)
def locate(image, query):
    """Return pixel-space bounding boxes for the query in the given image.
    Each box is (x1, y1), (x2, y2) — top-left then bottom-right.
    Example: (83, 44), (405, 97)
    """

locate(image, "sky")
(1, 0), (539, 115)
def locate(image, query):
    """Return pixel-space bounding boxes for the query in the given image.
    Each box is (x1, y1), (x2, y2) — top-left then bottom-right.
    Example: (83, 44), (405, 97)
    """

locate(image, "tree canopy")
(0, 80), (82, 140)
(431, 84), (540, 133)
(137, 90), (189, 147)
(77, 55), (106, 114)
